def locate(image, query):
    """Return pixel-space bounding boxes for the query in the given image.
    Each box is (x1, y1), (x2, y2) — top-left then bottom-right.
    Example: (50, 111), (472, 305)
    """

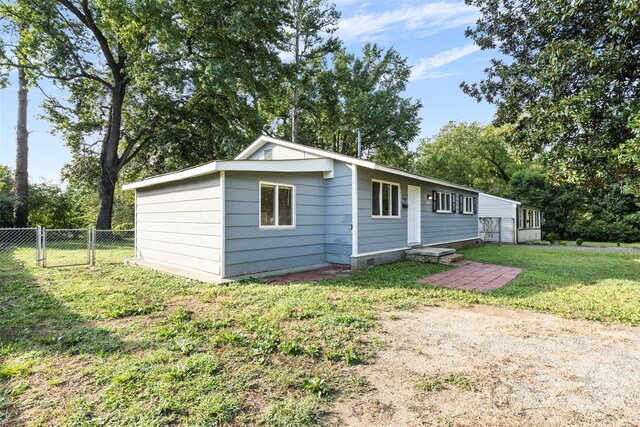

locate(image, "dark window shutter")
(459, 194), (464, 213)
(432, 190), (438, 212)
(451, 193), (457, 213)
(473, 197), (478, 214)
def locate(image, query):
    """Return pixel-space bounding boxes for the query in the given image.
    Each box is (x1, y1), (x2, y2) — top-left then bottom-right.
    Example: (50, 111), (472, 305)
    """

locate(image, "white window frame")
(371, 179), (401, 219)
(259, 181), (295, 229)
(437, 192), (453, 213)
(463, 196), (474, 214)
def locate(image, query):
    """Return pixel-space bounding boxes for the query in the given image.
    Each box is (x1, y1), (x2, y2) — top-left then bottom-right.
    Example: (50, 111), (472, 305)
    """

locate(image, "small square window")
(260, 182), (294, 228)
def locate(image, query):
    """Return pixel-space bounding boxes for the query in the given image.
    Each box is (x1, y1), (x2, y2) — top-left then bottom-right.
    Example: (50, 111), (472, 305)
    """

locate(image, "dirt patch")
(329, 305), (640, 426)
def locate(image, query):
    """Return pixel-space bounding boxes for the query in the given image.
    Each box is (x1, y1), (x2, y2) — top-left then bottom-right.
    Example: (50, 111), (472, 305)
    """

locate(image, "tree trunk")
(13, 65), (29, 228)
(291, 87), (298, 144)
(96, 82), (125, 230)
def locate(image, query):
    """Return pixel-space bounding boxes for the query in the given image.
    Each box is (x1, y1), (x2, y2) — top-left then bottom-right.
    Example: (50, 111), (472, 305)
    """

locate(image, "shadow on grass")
(0, 251), (124, 357)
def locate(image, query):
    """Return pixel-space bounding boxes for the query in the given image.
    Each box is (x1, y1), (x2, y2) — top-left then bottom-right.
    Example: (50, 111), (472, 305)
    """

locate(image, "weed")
(302, 377), (331, 397)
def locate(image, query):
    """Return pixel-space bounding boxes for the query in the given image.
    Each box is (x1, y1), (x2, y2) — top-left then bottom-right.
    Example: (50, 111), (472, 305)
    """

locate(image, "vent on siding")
(263, 148), (273, 160)
(367, 258), (375, 267)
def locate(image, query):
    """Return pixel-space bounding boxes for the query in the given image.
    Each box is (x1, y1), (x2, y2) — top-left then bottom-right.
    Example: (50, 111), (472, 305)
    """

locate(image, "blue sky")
(0, 0), (496, 183)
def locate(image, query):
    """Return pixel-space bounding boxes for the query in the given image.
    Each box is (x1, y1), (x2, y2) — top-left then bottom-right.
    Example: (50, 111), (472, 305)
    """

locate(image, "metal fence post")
(91, 226), (96, 266)
(498, 217), (502, 245)
(42, 228), (47, 268)
(36, 226), (41, 267)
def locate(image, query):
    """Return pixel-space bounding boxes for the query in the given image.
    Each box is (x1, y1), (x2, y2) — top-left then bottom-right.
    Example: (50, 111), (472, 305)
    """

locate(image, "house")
(122, 136), (481, 282)
(477, 193), (542, 243)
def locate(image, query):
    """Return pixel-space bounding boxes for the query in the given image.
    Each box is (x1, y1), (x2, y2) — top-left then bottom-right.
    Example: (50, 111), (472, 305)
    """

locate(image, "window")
(437, 192), (452, 213)
(260, 182), (294, 228)
(534, 210), (540, 228)
(463, 196), (474, 214)
(372, 180), (400, 218)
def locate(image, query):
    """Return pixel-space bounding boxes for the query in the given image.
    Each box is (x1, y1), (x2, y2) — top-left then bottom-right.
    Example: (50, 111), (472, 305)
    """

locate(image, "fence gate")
(479, 217), (502, 244)
(42, 228), (92, 267)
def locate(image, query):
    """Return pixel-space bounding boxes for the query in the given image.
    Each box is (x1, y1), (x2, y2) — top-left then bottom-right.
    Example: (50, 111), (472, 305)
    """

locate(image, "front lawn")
(1, 245), (638, 425)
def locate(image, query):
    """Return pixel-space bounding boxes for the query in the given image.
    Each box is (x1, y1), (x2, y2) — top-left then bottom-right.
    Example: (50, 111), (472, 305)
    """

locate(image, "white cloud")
(337, 2), (479, 42)
(411, 43), (479, 80)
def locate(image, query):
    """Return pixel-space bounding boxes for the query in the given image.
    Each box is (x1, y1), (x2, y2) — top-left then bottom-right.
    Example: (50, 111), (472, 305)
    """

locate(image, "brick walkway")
(265, 266), (351, 284)
(419, 261), (522, 292)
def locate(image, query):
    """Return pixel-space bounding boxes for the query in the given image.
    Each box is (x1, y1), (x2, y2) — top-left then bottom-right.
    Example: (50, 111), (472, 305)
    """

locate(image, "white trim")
(134, 190), (138, 258)
(463, 195), (474, 214)
(479, 192), (521, 206)
(350, 164), (359, 257)
(122, 158), (334, 190)
(407, 185), (421, 245)
(219, 171), (226, 278)
(371, 179), (401, 219)
(258, 181), (296, 230)
(437, 192), (453, 213)
(236, 136), (479, 193)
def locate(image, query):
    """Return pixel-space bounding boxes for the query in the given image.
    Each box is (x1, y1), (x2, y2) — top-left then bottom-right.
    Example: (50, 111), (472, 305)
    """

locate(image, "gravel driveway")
(329, 305), (640, 426)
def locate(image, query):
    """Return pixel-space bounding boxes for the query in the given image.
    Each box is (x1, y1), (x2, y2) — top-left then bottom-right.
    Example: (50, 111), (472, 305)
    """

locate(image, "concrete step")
(438, 253), (464, 265)
(406, 247), (460, 264)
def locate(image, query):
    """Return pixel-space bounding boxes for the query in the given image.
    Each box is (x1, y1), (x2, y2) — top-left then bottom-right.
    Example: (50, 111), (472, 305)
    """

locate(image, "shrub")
(545, 232), (559, 244)
(576, 238), (584, 246)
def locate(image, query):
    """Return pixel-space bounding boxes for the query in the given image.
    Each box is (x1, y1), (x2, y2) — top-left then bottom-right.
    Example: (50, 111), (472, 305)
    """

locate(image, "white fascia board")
(237, 136), (479, 194)
(122, 158), (334, 190)
(479, 192), (521, 205)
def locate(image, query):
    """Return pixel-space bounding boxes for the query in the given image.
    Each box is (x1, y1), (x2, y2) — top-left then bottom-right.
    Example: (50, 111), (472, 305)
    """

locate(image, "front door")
(407, 185), (421, 245)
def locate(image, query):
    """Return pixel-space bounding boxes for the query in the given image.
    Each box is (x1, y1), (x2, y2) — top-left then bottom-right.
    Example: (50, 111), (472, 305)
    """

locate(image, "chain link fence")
(94, 229), (135, 265)
(479, 217), (502, 244)
(0, 227), (134, 267)
(0, 228), (38, 266)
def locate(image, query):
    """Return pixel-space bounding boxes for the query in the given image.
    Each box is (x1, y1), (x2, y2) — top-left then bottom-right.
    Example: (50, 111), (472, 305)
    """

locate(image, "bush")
(575, 238), (584, 246)
(545, 232), (560, 244)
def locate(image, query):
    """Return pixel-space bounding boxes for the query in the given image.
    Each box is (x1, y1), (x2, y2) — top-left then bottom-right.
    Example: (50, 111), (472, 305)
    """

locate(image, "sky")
(0, 0), (496, 184)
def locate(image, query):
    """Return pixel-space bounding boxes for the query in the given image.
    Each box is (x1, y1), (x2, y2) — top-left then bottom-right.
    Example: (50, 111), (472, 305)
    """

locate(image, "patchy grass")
(415, 373), (478, 393)
(0, 245), (638, 424)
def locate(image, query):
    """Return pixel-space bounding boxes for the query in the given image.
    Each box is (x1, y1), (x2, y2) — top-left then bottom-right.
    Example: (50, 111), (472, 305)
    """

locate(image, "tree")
(414, 122), (519, 194)
(0, 166), (15, 227)
(462, 0), (640, 188)
(286, 0), (340, 144)
(1, 0), (287, 229)
(13, 25), (28, 228)
(297, 44), (422, 167)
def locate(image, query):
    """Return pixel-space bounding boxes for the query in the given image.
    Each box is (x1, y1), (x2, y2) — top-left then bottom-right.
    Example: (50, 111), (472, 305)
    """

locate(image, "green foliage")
(0, 165), (15, 227)
(302, 377), (331, 397)
(1, 0), (289, 228)
(414, 121), (521, 193)
(463, 0), (640, 187)
(268, 43), (422, 168)
(27, 182), (84, 229)
(575, 238), (584, 246)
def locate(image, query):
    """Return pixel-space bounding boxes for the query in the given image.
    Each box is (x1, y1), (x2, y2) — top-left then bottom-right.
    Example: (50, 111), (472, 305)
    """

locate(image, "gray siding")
(324, 162), (352, 264)
(357, 168), (478, 253)
(225, 171), (328, 277)
(136, 174), (221, 275)
(247, 142), (319, 160)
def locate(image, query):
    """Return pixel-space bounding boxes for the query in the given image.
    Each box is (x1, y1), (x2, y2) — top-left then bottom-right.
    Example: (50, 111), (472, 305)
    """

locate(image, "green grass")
(0, 245), (638, 425)
(559, 240), (640, 249)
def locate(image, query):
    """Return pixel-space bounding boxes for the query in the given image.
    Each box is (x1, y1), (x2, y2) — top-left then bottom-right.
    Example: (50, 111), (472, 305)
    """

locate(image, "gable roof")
(237, 136), (479, 193)
(122, 158), (333, 190)
(479, 192), (522, 206)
